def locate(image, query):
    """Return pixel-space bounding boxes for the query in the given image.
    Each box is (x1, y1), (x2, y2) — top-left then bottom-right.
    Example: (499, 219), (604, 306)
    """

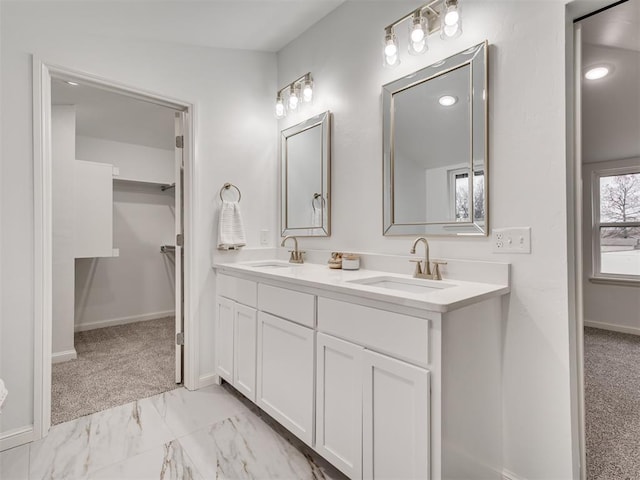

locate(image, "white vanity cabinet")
(214, 266), (506, 480)
(256, 312), (315, 446)
(362, 349), (430, 480)
(256, 283), (316, 446)
(316, 298), (431, 480)
(215, 274), (258, 401)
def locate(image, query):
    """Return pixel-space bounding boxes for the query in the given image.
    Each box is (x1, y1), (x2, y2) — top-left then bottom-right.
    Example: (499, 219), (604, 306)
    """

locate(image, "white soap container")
(342, 253), (360, 270)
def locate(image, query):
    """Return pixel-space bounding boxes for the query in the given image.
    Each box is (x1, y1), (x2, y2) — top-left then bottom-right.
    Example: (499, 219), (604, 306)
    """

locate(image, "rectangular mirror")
(383, 42), (488, 236)
(281, 111), (331, 236)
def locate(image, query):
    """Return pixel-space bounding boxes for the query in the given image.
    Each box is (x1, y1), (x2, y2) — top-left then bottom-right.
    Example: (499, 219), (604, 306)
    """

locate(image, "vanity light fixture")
(274, 72), (314, 118)
(383, 0), (463, 67)
(584, 66), (610, 80)
(438, 95), (457, 106)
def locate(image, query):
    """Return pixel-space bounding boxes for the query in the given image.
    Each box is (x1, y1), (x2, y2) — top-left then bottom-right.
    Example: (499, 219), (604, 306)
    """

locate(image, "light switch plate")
(492, 227), (531, 253)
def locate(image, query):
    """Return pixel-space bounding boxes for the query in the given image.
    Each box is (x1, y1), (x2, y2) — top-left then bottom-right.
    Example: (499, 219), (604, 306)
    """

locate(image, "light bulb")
(288, 86), (299, 110)
(441, 0), (462, 39)
(275, 95), (285, 118)
(384, 42), (397, 57)
(302, 79), (313, 102)
(383, 27), (400, 67)
(444, 9), (459, 26)
(411, 27), (425, 43)
(408, 11), (428, 56)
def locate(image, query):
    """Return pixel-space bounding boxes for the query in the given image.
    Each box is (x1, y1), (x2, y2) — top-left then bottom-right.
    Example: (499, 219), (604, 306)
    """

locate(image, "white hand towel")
(217, 200), (246, 250)
(0, 379), (7, 413)
(311, 206), (323, 228)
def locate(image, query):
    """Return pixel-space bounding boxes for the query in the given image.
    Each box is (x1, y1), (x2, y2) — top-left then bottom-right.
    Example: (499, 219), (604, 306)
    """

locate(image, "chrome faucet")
(409, 237), (447, 280)
(281, 235), (304, 264)
(409, 237), (432, 279)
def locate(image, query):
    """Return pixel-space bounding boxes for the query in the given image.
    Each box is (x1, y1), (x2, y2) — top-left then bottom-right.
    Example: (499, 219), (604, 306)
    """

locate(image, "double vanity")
(213, 251), (509, 480)
(213, 40), (501, 480)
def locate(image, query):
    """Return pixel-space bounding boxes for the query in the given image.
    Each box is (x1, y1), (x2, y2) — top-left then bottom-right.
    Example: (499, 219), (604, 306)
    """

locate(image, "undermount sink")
(347, 276), (455, 294)
(244, 260), (300, 269)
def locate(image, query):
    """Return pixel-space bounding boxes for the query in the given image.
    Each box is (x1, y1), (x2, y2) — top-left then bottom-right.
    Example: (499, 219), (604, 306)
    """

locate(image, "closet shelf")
(113, 177), (174, 190)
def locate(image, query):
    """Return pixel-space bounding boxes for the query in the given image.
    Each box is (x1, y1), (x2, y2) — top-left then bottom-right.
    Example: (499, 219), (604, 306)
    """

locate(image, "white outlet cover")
(492, 227), (531, 254)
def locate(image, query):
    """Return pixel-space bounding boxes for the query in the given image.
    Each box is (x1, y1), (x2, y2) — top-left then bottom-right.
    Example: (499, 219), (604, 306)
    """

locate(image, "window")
(450, 169), (485, 222)
(592, 168), (640, 281)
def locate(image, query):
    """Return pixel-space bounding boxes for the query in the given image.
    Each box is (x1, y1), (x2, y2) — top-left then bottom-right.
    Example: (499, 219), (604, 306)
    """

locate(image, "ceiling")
(9, 0), (346, 53)
(52, 79), (177, 150)
(581, 0), (640, 164)
(47, 0), (347, 149)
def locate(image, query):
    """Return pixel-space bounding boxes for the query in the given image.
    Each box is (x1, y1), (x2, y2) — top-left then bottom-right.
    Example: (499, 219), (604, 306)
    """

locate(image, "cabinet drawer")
(317, 297), (429, 367)
(217, 274), (257, 307)
(258, 284), (315, 327)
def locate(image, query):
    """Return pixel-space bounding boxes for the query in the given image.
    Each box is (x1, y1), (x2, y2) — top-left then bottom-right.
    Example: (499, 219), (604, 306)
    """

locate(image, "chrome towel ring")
(220, 182), (242, 202)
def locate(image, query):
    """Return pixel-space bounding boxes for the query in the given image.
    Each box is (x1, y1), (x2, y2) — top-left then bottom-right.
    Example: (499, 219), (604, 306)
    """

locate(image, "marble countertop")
(213, 260), (510, 313)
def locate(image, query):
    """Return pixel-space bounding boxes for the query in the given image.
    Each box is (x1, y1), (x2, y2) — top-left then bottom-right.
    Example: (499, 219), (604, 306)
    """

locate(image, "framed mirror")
(383, 42), (488, 236)
(281, 111), (331, 236)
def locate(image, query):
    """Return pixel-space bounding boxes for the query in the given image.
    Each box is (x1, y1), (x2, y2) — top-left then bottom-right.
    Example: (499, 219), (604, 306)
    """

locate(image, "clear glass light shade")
(408, 13), (428, 55)
(288, 86), (299, 111)
(302, 80), (313, 102)
(441, 2), (462, 39)
(383, 29), (400, 67)
(275, 96), (286, 118)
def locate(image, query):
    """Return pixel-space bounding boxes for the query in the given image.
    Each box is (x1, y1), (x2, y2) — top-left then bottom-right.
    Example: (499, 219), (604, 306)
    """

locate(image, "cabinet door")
(234, 303), (257, 402)
(362, 349), (430, 480)
(316, 333), (363, 479)
(257, 312), (314, 446)
(215, 296), (234, 383)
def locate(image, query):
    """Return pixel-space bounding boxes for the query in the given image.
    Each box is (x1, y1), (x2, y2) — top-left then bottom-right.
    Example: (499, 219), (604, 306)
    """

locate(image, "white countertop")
(213, 260), (510, 313)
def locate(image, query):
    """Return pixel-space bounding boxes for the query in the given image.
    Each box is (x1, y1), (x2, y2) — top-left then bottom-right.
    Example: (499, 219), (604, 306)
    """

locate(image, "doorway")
(573, 1), (640, 478)
(33, 61), (195, 438)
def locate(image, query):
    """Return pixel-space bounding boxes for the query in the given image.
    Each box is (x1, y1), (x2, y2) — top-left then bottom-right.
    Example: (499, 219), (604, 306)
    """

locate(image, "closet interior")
(49, 79), (183, 424)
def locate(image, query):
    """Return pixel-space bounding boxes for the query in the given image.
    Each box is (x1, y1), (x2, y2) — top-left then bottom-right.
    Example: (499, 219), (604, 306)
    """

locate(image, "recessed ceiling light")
(439, 95), (457, 107)
(584, 66), (609, 80)
(66, 81), (79, 86)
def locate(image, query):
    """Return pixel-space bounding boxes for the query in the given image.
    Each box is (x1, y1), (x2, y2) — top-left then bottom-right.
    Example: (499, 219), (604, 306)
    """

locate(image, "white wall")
(77, 136), (174, 185)
(75, 137), (176, 331)
(277, 2), (573, 478)
(582, 157), (640, 334)
(0, 2), (277, 438)
(51, 106), (77, 360)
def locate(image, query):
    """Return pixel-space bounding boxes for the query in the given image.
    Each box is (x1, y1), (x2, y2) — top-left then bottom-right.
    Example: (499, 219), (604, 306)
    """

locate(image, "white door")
(362, 349), (430, 480)
(256, 311), (315, 446)
(316, 333), (364, 479)
(174, 112), (185, 383)
(215, 296), (234, 382)
(233, 303), (257, 401)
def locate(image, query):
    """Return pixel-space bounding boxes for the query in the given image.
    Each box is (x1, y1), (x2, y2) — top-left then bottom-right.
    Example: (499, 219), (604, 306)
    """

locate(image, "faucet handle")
(431, 261), (447, 281)
(409, 259), (423, 277)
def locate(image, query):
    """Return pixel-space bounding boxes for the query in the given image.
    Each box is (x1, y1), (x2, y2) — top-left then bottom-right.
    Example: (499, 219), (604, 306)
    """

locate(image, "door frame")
(32, 58), (198, 439)
(565, 2), (623, 479)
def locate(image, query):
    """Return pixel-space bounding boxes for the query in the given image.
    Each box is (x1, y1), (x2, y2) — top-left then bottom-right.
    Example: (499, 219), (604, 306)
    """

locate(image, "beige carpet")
(584, 327), (640, 479)
(51, 317), (179, 425)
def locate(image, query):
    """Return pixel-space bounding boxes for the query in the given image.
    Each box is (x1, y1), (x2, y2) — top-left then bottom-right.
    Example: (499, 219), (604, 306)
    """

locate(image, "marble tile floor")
(0, 384), (346, 480)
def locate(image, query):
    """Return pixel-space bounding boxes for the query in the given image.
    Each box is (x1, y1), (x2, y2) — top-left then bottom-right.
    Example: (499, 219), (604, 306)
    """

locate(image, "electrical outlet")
(492, 227), (531, 254)
(260, 229), (269, 246)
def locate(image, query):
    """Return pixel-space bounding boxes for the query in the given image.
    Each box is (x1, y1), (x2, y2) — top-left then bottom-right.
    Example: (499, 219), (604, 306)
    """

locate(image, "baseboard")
(584, 320), (640, 336)
(0, 426), (34, 452)
(74, 310), (175, 332)
(51, 348), (77, 364)
(502, 469), (527, 480)
(198, 373), (220, 389)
